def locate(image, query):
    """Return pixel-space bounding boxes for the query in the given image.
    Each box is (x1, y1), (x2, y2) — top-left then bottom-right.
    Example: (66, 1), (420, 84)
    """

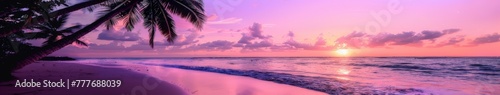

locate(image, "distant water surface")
(74, 57), (500, 95)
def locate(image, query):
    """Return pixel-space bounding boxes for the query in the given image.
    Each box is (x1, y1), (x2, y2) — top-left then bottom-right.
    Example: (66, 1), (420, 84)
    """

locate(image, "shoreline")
(0, 61), (327, 95)
(75, 58), (499, 95)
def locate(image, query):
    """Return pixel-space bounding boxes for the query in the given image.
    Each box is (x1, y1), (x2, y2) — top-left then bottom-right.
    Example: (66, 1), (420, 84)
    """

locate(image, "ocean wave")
(153, 64), (427, 95)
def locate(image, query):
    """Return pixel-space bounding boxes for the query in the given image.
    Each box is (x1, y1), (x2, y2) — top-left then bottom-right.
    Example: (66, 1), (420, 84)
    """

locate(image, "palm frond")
(85, 5), (98, 12)
(101, 0), (129, 30)
(148, 25), (156, 48)
(116, 5), (140, 31)
(102, 0), (141, 31)
(101, 0), (126, 6)
(85, 0), (124, 12)
(162, 0), (205, 29)
(157, 2), (177, 43)
(125, 8), (140, 31)
(73, 40), (88, 47)
(187, 0), (204, 12)
(53, 14), (69, 28)
(142, 0), (158, 48)
(141, 0), (157, 30)
(104, 18), (116, 30)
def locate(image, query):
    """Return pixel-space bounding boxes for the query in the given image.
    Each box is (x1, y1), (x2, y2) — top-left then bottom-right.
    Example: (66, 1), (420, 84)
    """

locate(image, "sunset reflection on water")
(76, 57), (500, 95)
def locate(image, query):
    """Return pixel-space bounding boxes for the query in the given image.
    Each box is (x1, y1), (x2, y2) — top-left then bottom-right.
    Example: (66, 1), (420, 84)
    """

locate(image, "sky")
(43, 0), (500, 57)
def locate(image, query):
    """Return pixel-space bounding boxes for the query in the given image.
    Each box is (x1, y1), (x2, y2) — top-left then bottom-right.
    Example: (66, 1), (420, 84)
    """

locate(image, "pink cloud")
(469, 33), (500, 45)
(335, 31), (367, 48)
(432, 36), (465, 47)
(235, 23), (275, 51)
(280, 32), (335, 51)
(368, 29), (459, 47)
(97, 28), (141, 41)
(183, 40), (235, 51)
(336, 29), (461, 48)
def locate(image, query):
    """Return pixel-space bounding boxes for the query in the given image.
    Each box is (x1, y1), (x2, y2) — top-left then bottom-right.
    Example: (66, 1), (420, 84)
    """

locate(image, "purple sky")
(45, 0), (500, 57)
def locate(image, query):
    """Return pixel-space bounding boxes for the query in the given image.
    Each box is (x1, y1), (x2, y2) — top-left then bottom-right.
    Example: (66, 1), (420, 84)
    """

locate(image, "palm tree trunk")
(0, 0), (141, 75)
(0, 0), (108, 37)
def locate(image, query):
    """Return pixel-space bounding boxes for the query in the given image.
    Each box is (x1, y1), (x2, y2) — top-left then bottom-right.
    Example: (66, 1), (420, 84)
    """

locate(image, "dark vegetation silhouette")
(0, 0), (206, 80)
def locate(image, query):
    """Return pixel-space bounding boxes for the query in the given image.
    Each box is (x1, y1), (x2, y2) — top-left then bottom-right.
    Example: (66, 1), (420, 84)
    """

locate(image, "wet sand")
(0, 61), (327, 95)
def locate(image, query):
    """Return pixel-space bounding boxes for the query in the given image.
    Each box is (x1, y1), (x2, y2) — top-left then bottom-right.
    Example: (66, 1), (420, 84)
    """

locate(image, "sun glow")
(334, 43), (351, 56)
(335, 49), (349, 56)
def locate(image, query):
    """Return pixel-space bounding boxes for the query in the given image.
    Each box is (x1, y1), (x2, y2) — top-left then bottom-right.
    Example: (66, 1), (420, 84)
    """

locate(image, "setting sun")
(335, 49), (349, 56)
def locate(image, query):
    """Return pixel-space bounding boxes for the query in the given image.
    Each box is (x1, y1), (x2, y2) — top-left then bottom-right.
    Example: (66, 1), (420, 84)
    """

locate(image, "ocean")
(74, 57), (500, 95)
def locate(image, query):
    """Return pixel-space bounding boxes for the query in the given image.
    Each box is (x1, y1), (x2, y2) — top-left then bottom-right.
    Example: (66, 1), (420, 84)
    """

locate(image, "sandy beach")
(0, 61), (327, 95)
(1, 0), (499, 95)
